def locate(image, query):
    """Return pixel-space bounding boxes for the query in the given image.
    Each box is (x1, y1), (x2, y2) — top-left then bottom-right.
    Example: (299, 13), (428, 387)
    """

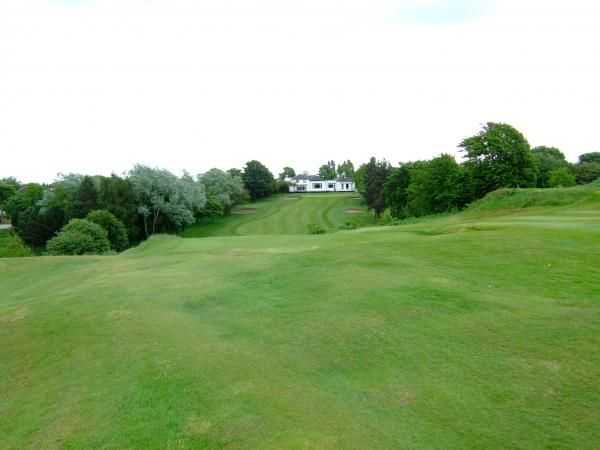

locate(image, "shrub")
(548, 168), (576, 188)
(307, 223), (326, 235)
(47, 219), (110, 255)
(339, 221), (357, 231)
(86, 210), (129, 251)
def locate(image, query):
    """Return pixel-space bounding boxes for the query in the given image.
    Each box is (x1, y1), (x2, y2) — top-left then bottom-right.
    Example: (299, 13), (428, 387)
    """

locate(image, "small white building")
(287, 175), (356, 193)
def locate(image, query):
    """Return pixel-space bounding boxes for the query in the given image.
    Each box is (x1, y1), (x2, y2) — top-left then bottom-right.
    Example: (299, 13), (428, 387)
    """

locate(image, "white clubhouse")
(287, 175), (356, 193)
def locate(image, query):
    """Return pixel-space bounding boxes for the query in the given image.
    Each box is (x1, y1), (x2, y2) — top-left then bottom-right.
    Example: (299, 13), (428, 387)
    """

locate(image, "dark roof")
(293, 175), (322, 181)
(292, 175), (354, 182)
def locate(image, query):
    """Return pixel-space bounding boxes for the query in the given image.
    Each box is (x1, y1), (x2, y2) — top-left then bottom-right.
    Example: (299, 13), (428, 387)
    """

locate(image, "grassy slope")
(2, 186), (600, 449)
(182, 193), (374, 237)
(0, 229), (32, 258)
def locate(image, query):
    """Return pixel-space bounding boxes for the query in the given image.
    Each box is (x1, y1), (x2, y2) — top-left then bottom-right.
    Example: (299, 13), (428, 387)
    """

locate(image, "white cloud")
(1, 0), (600, 182)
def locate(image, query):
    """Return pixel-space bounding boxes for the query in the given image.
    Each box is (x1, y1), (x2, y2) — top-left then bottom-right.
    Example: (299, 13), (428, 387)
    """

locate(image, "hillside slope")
(1, 190), (600, 449)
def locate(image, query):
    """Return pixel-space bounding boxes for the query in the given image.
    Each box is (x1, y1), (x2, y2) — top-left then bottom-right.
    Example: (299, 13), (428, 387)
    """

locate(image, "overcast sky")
(2, 0), (600, 182)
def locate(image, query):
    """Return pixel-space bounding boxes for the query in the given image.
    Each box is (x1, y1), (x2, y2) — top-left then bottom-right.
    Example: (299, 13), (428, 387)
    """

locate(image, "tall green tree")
(0, 182), (17, 210)
(72, 176), (98, 218)
(354, 164), (367, 196)
(227, 168), (243, 178)
(0, 177), (20, 212)
(579, 152), (600, 164)
(242, 160), (275, 201)
(98, 175), (143, 243)
(407, 155), (465, 216)
(461, 123), (537, 199)
(532, 146), (570, 188)
(5, 183), (63, 248)
(384, 164), (413, 219)
(199, 169), (246, 216)
(363, 157), (391, 217)
(129, 165), (206, 235)
(278, 167), (296, 181)
(318, 161), (337, 180)
(337, 160), (355, 178)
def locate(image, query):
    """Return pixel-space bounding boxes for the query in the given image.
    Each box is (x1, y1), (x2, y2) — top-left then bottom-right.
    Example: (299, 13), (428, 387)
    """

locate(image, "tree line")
(0, 160), (283, 255)
(356, 122), (600, 218)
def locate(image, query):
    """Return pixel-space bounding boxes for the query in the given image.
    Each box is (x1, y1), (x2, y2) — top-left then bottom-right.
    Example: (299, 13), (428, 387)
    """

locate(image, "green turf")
(182, 193), (374, 237)
(2, 187), (600, 449)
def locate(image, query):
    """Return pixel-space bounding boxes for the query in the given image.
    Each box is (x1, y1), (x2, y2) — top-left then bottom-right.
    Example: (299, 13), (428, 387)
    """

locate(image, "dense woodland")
(356, 122), (600, 218)
(0, 161), (282, 255)
(1, 122), (599, 255)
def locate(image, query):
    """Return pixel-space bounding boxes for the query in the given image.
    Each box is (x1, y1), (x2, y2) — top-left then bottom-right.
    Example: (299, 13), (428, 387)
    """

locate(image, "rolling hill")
(1, 186), (599, 449)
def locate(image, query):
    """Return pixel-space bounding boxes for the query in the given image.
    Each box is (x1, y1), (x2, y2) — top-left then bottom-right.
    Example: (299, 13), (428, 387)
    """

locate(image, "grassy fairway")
(2, 187), (600, 449)
(182, 193), (374, 237)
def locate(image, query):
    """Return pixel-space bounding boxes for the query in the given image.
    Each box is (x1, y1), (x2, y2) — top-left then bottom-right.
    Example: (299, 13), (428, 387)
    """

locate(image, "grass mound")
(2, 197), (600, 448)
(0, 229), (32, 258)
(468, 184), (599, 211)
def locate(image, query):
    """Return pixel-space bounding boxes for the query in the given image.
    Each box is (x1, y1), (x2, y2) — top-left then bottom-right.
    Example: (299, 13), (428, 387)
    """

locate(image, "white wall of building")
(288, 178), (356, 193)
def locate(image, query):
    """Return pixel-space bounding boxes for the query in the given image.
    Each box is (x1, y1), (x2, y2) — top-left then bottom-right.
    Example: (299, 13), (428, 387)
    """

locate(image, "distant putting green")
(182, 193), (373, 237)
(2, 186), (600, 449)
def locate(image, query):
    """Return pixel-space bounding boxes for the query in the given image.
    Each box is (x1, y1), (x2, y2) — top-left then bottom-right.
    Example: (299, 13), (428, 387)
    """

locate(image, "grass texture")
(1, 186), (599, 449)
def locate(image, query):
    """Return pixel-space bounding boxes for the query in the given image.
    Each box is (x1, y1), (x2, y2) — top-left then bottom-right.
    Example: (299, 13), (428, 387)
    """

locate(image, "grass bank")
(0, 229), (32, 258)
(1, 188), (599, 448)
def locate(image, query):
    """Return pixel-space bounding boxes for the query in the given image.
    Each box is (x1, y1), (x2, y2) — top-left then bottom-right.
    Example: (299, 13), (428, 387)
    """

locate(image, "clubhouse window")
(313, 183), (322, 189)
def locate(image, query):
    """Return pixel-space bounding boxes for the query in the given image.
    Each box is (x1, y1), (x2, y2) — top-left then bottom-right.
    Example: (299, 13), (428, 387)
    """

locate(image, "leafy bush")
(0, 230), (32, 258)
(307, 223), (326, 235)
(47, 219), (110, 255)
(339, 221), (357, 231)
(548, 168), (576, 188)
(86, 210), (129, 251)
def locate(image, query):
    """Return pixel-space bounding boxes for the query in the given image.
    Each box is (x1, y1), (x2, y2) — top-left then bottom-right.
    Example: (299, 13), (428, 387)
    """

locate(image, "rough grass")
(182, 193), (374, 237)
(0, 229), (32, 258)
(468, 184), (600, 211)
(2, 191), (600, 449)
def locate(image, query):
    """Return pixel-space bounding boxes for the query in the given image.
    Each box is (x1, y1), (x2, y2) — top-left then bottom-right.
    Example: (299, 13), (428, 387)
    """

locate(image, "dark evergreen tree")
(384, 164), (412, 219)
(72, 176), (98, 218)
(242, 160), (275, 200)
(363, 157), (391, 217)
(98, 175), (143, 243)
